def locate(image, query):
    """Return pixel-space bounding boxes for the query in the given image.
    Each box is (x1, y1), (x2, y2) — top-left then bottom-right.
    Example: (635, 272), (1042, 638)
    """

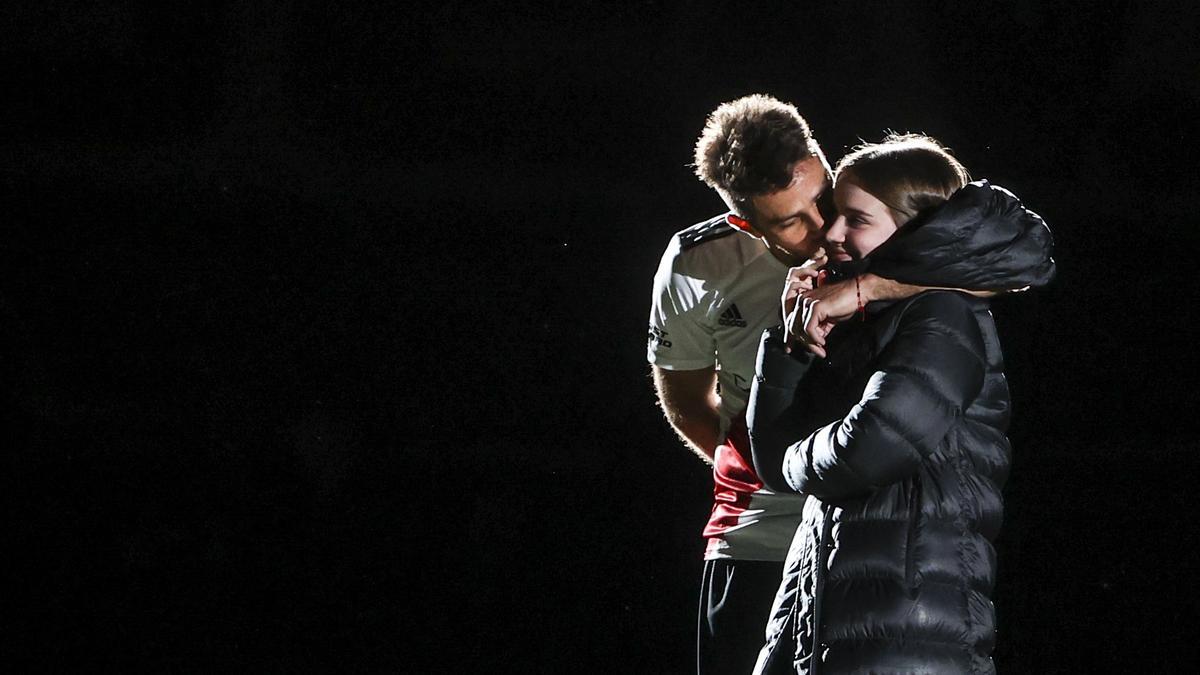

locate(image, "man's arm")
(652, 365), (722, 464)
(866, 274), (996, 300)
(787, 274), (995, 356)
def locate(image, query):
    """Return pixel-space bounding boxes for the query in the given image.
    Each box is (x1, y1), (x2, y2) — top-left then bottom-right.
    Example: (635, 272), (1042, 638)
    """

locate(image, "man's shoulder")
(675, 214), (738, 252)
(661, 214), (766, 275)
(652, 213), (780, 313)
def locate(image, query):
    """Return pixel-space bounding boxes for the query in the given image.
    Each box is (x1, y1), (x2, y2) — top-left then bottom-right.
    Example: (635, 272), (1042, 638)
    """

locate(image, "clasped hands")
(781, 249), (866, 358)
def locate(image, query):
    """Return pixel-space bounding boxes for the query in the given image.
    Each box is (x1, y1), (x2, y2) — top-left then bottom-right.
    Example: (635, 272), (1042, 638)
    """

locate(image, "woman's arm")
(782, 292), (988, 501)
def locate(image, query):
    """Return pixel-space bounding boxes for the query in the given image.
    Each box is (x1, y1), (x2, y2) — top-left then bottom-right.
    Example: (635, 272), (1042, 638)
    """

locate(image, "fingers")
(800, 278), (839, 301)
(787, 278), (814, 297)
(798, 278), (858, 323)
(802, 297), (829, 349)
(784, 267), (819, 297)
(781, 266), (821, 324)
(793, 247), (826, 270)
(783, 293), (803, 348)
(785, 265), (821, 285)
(785, 297), (832, 359)
(782, 255), (830, 354)
(796, 298), (829, 358)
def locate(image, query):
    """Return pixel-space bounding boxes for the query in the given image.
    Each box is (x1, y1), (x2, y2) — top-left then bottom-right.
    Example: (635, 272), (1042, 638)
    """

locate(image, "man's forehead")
(789, 158), (831, 191)
(792, 155), (825, 175)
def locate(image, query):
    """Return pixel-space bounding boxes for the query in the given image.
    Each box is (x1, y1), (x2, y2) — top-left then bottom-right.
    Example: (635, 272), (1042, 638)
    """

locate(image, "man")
(648, 95), (828, 674)
(648, 96), (973, 674)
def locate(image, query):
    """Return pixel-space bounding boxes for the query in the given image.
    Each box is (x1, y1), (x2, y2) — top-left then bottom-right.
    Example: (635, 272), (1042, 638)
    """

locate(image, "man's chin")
(831, 252), (854, 263)
(776, 246), (828, 266)
(770, 248), (805, 265)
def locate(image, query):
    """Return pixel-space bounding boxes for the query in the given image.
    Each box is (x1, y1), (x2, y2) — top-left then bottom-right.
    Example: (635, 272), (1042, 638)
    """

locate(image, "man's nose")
(824, 217), (845, 243)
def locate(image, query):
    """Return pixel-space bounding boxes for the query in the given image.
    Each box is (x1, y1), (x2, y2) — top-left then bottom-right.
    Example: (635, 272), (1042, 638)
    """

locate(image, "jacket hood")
(866, 180), (1057, 292)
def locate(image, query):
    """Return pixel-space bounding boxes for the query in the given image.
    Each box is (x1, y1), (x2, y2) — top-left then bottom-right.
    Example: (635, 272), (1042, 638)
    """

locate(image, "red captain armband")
(725, 213), (753, 231)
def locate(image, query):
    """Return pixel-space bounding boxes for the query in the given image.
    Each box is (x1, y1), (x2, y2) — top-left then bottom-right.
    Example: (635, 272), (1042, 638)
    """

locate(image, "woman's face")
(824, 177), (900, 262)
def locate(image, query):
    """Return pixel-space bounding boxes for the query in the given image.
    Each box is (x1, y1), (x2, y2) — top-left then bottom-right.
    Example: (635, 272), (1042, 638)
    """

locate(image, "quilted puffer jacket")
(747, 181), (1055, 674)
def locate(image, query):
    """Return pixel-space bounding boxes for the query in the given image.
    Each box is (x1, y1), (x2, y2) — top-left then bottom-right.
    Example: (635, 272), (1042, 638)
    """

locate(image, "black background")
(5, 1), (1199, 671)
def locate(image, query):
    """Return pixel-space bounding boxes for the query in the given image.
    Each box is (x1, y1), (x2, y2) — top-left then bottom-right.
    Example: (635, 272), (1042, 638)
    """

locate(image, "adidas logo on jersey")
(718, 304), (748, 328)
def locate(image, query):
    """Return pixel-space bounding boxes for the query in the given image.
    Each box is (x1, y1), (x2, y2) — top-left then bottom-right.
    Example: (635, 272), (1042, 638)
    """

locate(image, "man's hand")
(793, 277), (863, 356)
(780, 248), (826, 351)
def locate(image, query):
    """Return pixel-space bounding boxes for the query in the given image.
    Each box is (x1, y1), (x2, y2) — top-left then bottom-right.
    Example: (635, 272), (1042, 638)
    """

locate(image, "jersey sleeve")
(647, 235), (716, 370)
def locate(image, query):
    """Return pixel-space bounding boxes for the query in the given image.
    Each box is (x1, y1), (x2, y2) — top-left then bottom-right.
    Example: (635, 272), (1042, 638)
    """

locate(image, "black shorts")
(697, 559), (784, 675)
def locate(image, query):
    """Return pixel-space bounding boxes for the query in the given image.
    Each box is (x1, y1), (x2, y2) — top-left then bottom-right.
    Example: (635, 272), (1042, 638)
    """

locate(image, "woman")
(746, 134), (1055, 674)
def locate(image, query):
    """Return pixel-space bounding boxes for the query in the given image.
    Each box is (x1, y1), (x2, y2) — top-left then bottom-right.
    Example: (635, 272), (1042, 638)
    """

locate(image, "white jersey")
(648, 214), (807, 561)
(648, 215), (790, 433)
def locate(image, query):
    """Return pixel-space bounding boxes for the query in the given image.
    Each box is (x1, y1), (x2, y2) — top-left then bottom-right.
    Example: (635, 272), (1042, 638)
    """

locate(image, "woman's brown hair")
(834, 133), (970, 226)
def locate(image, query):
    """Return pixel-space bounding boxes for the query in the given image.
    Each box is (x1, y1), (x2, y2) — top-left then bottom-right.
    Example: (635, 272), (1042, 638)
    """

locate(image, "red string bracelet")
(855, 275), (866, 321)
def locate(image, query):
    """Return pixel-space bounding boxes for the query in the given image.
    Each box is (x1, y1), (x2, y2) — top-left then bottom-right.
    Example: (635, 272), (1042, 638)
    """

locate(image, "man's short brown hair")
(693, 94), (826, 216)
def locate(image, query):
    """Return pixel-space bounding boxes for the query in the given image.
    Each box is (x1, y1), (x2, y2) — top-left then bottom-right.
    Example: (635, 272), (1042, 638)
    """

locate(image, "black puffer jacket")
(748, 181), (1055, 675)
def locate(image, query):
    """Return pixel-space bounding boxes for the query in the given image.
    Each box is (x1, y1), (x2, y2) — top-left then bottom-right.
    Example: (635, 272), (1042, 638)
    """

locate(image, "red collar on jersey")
(725, 213), (753, 231)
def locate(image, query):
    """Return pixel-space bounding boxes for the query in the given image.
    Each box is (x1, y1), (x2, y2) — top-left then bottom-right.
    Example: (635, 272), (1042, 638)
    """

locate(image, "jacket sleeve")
(868, 181), (1056, 292)
(781, 292), (987, 501)
(746, 326), (817, 494)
